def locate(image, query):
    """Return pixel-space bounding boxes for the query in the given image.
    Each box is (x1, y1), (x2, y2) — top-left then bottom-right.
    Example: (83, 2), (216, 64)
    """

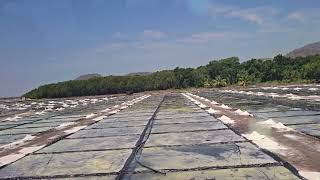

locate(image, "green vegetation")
(24, 55), (320, 99)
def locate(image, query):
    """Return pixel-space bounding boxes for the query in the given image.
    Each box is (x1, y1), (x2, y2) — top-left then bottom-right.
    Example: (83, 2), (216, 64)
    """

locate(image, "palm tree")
(237, 70), (250, 86)
(211, 76), (227, 87)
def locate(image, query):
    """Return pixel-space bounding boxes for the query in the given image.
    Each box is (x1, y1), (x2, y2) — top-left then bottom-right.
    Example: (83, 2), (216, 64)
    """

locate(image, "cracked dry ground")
(0, 93), (309, 179)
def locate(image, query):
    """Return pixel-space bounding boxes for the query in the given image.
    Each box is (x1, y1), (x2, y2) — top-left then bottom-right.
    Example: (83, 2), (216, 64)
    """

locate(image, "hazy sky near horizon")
(1, 0), (320, 97)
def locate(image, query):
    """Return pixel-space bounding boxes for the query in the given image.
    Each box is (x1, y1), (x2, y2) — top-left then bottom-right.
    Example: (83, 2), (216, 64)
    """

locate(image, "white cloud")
(135, 41), (174, 50)
(113, 32), (128, 39)
(206, 2), (320, 34)
(208, 4), (231, 14)
(288, 12), (305, 22)
(228, 9), (263, 25)
(208, 3), (308, 33)
(94, 42), (127, 52)
(208, 3), (278, 25)
(141, 30), (167, 39)
(177, 31), (246, 44)
(93, 30), (247, 54)
(259, 8), (320, 33)
(287, 9), (320, 24)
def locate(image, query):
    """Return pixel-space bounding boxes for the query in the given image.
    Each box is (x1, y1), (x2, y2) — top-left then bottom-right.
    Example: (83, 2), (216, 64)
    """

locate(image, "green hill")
(75, 73), (102, 80)
(24, 55), (320, 99)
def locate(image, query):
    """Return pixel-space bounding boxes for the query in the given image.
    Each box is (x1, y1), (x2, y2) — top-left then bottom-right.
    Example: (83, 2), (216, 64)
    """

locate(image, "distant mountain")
(125, 72), (152, 76)
(287, 41), (320, 58)
(75, 73), (102, 80)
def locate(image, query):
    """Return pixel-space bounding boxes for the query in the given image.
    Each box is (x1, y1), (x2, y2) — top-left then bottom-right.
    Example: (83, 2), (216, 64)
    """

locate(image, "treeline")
(24, 55), (320, 99)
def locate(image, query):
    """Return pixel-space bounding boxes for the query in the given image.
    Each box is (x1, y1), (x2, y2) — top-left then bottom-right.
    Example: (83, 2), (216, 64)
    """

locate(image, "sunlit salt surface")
(220, 89), (320, 102)
(218, 115), (235, 124)
(0, 95), (120, 122)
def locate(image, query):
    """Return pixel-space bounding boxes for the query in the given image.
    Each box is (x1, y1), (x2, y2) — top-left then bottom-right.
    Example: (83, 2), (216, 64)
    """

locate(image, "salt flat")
(1, 86), (319, 179)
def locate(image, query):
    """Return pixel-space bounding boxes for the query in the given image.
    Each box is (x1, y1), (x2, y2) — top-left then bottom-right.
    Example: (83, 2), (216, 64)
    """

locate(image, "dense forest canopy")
(24, 55), (320, 99)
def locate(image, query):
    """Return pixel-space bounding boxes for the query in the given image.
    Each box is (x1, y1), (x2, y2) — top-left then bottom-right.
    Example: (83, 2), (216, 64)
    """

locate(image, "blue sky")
(1, 0), (320, 97)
